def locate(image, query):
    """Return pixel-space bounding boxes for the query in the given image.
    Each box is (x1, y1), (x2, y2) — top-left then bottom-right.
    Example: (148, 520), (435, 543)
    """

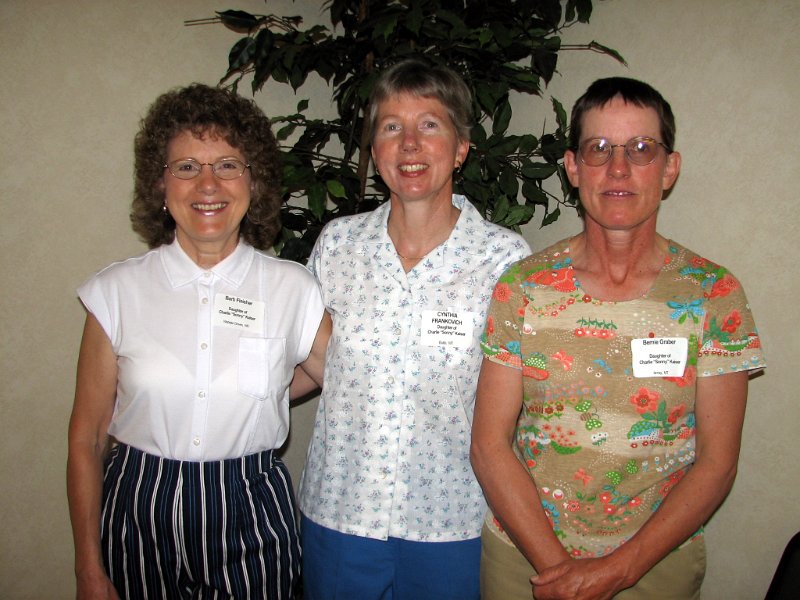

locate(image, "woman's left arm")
(532, 371), (749, 600)
(290, 310), (332, 398)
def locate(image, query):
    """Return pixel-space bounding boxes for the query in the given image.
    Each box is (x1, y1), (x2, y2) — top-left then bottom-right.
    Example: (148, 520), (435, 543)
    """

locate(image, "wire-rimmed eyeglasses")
(164, 158), (250, 180)
(577, 136), (672, 167)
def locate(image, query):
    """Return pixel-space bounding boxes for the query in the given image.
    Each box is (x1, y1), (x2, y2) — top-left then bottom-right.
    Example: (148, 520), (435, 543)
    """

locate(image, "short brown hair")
(569, 77), (676, 152)
(131, 83), (282, 250)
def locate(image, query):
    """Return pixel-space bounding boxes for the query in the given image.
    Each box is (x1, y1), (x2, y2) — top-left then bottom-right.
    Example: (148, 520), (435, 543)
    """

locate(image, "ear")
(662, 151), (681, 191)
(564, 149), (580, 188)
(455, 138), (470, 168)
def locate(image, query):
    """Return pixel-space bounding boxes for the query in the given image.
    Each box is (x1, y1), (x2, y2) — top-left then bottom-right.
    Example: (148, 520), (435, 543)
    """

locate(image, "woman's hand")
(530, 556), (628, 600)
(76, 568), (120, 600)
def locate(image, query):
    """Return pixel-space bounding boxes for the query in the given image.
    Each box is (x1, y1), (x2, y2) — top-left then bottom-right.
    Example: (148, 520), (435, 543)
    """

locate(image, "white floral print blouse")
(298, 195), (530, 541)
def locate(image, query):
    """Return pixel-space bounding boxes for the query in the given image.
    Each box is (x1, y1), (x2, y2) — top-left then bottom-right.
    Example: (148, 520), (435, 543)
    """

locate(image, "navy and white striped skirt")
(101, 444), (300, 599)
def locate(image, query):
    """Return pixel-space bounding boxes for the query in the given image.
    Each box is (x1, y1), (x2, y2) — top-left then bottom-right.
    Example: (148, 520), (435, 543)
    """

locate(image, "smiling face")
(162, 130), (251, 265)
(371, 93), (469, 208)
(564, 95), (681, 234)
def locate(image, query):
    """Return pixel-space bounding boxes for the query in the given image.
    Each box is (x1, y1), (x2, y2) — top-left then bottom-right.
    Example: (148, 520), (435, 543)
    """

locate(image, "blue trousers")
(101, 444), (300, 599)
(301, 514), (480, 600)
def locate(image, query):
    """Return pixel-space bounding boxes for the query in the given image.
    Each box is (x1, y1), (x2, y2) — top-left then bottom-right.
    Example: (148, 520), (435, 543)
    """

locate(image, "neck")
(570, 222), (666, 300)
(387, 194), (460, 260)
(176, 233), (239, 269)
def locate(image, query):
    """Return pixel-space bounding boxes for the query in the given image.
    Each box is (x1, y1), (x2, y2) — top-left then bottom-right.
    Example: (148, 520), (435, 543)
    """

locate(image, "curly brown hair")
(131, 83), (282, 250)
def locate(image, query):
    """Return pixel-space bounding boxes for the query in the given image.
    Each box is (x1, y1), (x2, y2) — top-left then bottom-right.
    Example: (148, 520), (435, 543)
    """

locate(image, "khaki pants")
(480, 524), (706, 600)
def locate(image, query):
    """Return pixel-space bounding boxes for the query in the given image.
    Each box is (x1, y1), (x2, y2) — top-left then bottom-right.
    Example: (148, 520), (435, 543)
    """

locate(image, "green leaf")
(276, 123), (297, 141)
(470, 122), (488, 146)
(533, 49), (558, 84)
(518, 134), (540, 155)
(326, 179), (347, 199)
(492, 196), (510, 223)
(434, 9), (468, 40)
(492, 100), (513, 135)
(522, 182), (548, 205)
(488, 135), (520, 155)
(228, 37), (255, 72)
(504, 204), (536, 227)
(308, 182), (327, 220)
(588, 41), (627, 66)
(499, 168), (519, 197)
(461, 180), (489, 207)
(566, 0), (593, 22)
(217, 10), (261, 33)
(373, 14), (399, 41)
(406, 1), (424, 35)
(542, 206), (561, 226)
(552, 97), (568, 130)
(475, 83), (500, 115)
(522, 163), (558, 179)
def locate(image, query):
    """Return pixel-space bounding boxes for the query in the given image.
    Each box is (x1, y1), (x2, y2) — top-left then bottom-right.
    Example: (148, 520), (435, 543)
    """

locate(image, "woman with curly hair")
(67, 83), (330, 599)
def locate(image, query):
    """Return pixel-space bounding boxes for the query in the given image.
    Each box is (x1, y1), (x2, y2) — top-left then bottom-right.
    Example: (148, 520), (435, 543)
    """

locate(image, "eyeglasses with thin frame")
(164, 158), (250, 180)
(577, 136), (672, 167)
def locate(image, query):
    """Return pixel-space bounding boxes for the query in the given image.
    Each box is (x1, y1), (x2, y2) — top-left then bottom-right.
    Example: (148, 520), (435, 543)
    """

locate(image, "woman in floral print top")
(471, 77), (764, 600)
(296, 59), (530, 600)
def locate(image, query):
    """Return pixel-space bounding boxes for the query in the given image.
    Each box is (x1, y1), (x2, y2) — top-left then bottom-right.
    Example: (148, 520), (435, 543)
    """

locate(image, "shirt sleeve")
(481, 260), (527, 370)
(696, 270), (765, 376)
(307, 223), (327, 279)
(288, 266), (325, 365)
(76, 271), (118, 350)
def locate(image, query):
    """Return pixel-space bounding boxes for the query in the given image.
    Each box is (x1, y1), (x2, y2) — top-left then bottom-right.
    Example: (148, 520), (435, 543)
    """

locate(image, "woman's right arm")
(67, 313), (120, 599)
(290, 310), (332, 400)
(470, 357), (571, 572)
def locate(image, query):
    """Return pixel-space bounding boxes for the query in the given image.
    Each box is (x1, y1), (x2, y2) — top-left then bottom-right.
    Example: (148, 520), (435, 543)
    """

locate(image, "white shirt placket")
(189, 271), (214, 460)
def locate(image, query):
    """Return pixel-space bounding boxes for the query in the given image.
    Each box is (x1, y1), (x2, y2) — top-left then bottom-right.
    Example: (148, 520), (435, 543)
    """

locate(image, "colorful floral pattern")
(298, 195), (530, 542)
(482, 238), (764, 556)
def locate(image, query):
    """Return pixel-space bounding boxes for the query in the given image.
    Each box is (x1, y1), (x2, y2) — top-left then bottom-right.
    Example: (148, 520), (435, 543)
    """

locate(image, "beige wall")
(1, 1), (797, 598)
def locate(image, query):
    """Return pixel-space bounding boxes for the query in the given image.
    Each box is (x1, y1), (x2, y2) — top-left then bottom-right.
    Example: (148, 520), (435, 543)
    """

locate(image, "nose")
(401, 128), (419, 151)
(606, 146), (631, 178)
(195, 163), (218, 191)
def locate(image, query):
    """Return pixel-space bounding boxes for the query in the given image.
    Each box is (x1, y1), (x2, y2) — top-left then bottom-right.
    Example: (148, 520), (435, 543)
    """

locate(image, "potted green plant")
(189, 0), (623, 261)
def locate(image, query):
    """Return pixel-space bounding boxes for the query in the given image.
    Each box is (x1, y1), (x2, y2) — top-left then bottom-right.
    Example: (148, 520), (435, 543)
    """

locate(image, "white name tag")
(420, 310), (475, 349)
(631, 337), (688, 378)
(213, 294), (265, 334)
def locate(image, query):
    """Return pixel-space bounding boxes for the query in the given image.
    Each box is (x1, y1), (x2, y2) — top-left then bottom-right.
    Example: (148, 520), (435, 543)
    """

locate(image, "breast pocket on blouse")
(238, 337), (287, 399)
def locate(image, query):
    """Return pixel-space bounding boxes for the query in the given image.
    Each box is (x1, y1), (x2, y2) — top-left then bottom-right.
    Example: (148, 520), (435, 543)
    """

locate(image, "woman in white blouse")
(67, 84), (329, 599)
(297, 59), (530, 600)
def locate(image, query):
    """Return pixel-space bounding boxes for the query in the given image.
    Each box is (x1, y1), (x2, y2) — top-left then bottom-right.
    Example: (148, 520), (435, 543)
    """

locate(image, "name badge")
(420, 310), (475, 349)
(631, 337), (688, 378)
(214, 294), (265, 334)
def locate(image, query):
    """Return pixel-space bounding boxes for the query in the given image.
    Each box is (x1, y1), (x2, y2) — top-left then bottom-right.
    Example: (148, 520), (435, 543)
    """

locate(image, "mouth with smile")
(192, 202), (228, 213)
(398, 163), (428, 173)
